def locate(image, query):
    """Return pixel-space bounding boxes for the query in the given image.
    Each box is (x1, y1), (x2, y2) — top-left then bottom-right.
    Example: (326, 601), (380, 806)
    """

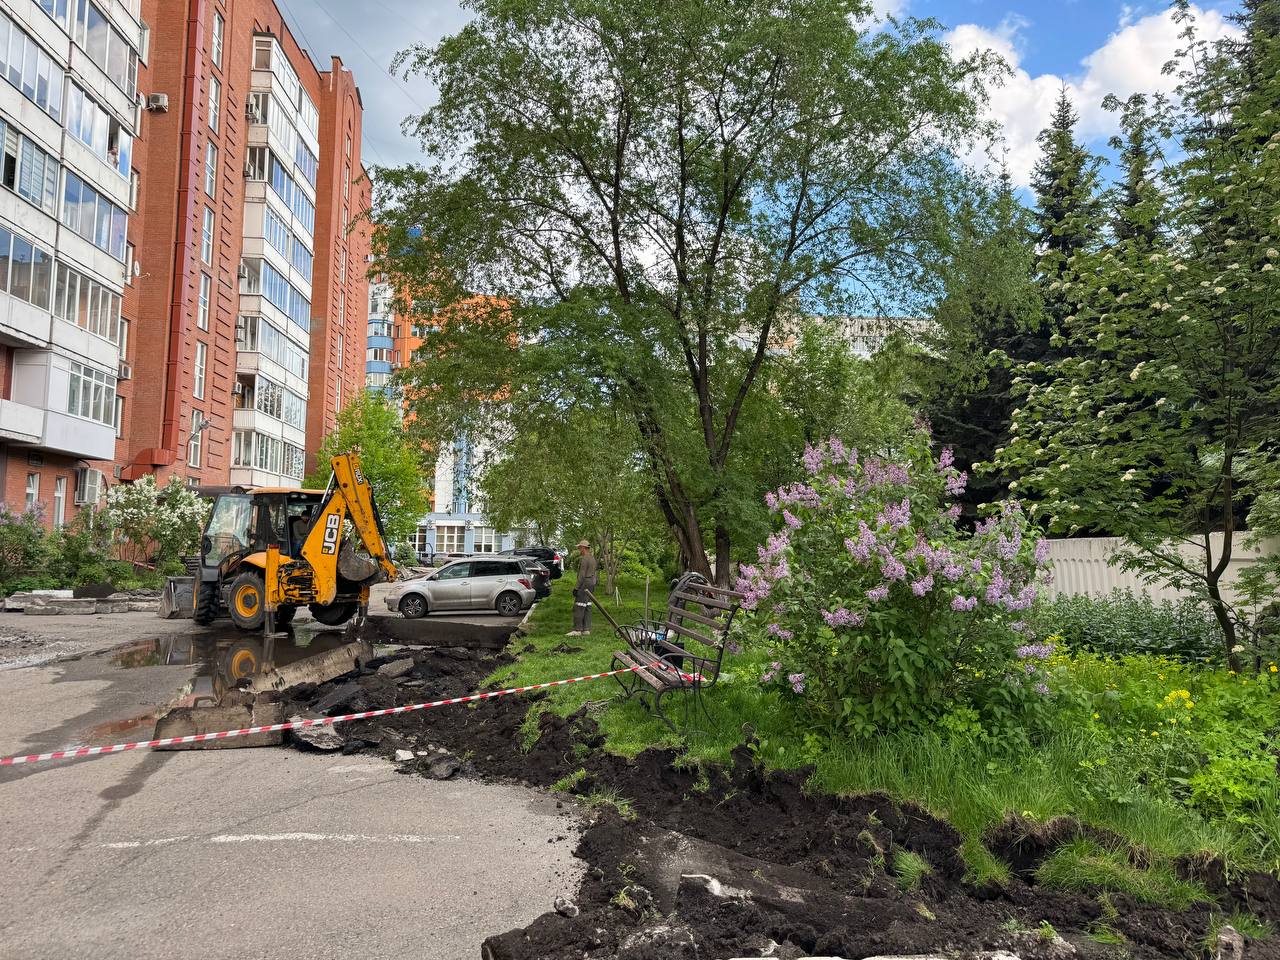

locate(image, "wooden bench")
(594, 572), (743, 731)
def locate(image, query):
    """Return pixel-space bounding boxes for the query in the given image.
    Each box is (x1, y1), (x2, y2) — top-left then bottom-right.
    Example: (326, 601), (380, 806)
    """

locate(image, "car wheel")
(228, 571), (265, 631)
(399, 593), (427, 619)
(496, 591), (522, 617)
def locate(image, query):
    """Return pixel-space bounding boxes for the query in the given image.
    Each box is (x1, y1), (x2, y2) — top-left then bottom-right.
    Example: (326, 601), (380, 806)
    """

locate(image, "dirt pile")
(279, 647), (1280, 960)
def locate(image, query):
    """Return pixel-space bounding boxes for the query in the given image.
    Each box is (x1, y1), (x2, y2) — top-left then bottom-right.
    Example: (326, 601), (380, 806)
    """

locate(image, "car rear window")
(473, 560), (521, 577)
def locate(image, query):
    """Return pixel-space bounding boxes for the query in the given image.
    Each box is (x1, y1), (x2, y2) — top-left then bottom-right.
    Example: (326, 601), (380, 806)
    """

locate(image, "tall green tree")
(1030, 89), (1103, 326)
(479, 409), (664, 592)
(373, 0), (998, 582)
(918, 167), (1043, 515)
(1106, 92), (1166, 248)
(995, 6), (1280, 668)
(306, 393), (430, 546)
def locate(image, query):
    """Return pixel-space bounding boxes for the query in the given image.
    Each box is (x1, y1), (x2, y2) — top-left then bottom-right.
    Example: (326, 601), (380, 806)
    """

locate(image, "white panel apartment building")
(231, 33), (316, 487)
(0, 0), (137, 522)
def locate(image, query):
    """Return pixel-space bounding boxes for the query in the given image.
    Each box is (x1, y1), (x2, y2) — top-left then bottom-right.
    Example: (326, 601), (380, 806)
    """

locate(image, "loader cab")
(199, 489), (326, 571)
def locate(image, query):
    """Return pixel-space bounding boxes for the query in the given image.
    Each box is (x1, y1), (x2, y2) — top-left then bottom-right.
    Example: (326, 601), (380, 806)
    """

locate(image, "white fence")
(1044, 534), (1279, 609)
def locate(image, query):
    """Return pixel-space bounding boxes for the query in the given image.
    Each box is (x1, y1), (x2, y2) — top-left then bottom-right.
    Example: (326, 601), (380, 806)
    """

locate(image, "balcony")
(0, 398), (43, 443)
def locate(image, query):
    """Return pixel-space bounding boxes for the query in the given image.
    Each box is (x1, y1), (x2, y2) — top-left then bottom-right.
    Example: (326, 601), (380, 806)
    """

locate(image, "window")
(0, 123), (58, 214)
(252, 374), (305, 429)
(118, 318), (128, 354)
(437, 560), (471, 580)
(53, 476), (66, 528)
(253, 37), (272, 70)
(232, 430), (252, 466)
(187, 410), (202, 467)
(201, 207), (214, 264)
(290, 236), (312, 281)
(367, 347), (391, 363)
(114, 395), (124, 437)
(54, 262), (121, 341)
(211, 11), (224, 68)
(194, 341), (206, 399)
(295, 139), (317, 187)
(25, 472), (38, 511)
(411, 526), (432, 556)
(337, 333), (343, 369)
(244, 145), (267, 180)
(244, 258), (311, 331)
(235, 315), (308, 379)
(267, 151), (314, 235)
(66, 84), (131, 177)
(74, 2), (138, 97)
(436, 525), (465, 554)
(0, 13), (64, 120)
(283, 443), (305, 480)
(197, 272), (210, 330)
(37, 0), (73, 31)
(264, 205), (289, 258)
(61, 172), (127, 260)
(67, 361), (117, 424)
(208, 75), (220, 132)
(204, 141), (217, 196)
(254, 432), (282, 474)
(473, 527), (497, 553)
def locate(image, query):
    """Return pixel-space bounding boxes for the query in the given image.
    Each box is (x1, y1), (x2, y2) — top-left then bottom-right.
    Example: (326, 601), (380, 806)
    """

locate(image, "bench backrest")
(661, 573), (743, 666)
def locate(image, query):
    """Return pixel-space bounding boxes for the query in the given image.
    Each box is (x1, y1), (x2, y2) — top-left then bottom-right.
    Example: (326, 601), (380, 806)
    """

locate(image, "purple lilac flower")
(821, 607), (864, 628)
(767, 623), (794, 641)
(881, 556), (907, 581)
(783, 510), (802, 530)
(942, 563), (964, 582)
(1034, 682), (1050, 696)
(876, 497), (912, 531)
(764, 491), (779, 511)
(829, 438), (847, 463)
(1010, 621), (1028, 633)
(1015, 642), (1056, 661)
(971, 557), (983, 573)
(910, 575), (934, 597)
(867, 585), (890, 602)
(985, 567), (1009, 604)
(946, 471), (968, 497)
(937, 447), (955, 471)
(1034, 538), (1051, 565)
(726, 641), (742, 655)
(997, 529), (1022, 562)
(761, 666), (777, 683)
(887, 464), (909, 485)
(947, 504), (962, 521)
(788, 673), (806, 694)
(1003, 584), (1038, 612)
(951, 595), (977, 612)
(802, 444), (824, 475)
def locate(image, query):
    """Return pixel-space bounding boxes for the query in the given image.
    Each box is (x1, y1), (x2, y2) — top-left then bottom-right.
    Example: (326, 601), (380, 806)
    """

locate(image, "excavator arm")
(293, 453), (399, 606)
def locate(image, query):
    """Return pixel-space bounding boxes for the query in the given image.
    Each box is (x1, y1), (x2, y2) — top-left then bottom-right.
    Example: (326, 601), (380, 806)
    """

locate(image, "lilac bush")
(736, 431), (1054, 738)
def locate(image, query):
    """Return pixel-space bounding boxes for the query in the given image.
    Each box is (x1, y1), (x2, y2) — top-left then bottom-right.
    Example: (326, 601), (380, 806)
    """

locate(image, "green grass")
(1203, 911), (1272, 953)
(486, 574), (1274, 908)
(1035, 840), (1211, 911)
(893, 849), (932, 891)
(550, 768), (587, 793)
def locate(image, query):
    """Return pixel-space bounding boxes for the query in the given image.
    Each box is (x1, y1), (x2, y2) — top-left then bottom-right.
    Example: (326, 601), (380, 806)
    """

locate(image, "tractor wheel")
(193, 580), (219, 625)
(309, 601), (357, 626)
(222, 640), (262, 684)
(274, 604), (298, 627)
(228, 572), (266, 630)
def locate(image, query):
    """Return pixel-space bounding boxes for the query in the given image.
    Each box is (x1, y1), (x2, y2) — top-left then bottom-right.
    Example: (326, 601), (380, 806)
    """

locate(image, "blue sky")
(286, 0), (1242, 185)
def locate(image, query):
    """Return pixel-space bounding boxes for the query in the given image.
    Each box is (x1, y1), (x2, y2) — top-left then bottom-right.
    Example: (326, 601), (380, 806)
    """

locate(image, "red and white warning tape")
(0, 661), (701, 767)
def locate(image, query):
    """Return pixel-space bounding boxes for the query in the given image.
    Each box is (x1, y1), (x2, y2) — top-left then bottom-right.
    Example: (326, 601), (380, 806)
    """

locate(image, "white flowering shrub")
(104, 475), (208, 565)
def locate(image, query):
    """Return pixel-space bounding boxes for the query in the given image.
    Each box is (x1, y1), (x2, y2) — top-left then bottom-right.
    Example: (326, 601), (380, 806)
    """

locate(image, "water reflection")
(110, 625), (358, 707)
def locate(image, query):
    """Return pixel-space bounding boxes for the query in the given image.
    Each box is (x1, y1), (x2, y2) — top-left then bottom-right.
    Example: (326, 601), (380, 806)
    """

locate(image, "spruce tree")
(1029, 89), (1103, 325)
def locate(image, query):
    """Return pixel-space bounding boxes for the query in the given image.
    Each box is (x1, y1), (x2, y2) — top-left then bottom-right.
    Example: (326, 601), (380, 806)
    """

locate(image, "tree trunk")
(714, 525), (731, 587)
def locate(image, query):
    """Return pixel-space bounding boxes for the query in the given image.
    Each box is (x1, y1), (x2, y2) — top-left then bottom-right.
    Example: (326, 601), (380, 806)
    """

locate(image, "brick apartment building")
(0, 0), (370, 529)
(117, 0), (369, 491)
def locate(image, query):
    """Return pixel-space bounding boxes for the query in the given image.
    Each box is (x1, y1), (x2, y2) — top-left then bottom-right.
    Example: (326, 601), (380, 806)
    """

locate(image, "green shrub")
(1031, 590), (1221, 661)
(3, 574), (61, 593)
(0, 504), (51, 592)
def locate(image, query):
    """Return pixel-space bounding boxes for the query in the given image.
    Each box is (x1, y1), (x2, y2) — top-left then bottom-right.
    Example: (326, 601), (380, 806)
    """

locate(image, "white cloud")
(870, 0), (908, 18)
(946, 5), (1239, 187)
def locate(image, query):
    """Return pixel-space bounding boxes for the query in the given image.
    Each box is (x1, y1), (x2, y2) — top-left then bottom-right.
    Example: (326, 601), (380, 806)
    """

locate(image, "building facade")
(0, 0), (140, 523)
(414, 434), (517, 560)
(113, 0), (368, 494)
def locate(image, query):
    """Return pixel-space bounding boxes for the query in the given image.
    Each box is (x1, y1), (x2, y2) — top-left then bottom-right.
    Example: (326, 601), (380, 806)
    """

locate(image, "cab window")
(437, 562), (471, 580)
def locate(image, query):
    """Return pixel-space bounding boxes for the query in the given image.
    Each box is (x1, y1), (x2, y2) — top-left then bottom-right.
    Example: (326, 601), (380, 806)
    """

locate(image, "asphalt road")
(0, 632), (583, 959)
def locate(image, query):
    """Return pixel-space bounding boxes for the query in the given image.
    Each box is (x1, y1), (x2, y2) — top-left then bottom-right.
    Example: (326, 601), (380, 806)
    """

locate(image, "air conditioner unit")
(117, 360), (132, 380)
(74, 467), (104, 505)
(365, 254), (375, 264)
(237, 262), (249, 279)
(232, 381), (244, 396)
(145, 93), (169, 112)
(112, 465), (123, 480)
(244, 101), (264, 123)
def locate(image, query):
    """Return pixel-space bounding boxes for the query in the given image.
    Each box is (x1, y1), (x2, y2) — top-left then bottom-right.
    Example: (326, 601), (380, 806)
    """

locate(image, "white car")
(386, 558), (535, 618)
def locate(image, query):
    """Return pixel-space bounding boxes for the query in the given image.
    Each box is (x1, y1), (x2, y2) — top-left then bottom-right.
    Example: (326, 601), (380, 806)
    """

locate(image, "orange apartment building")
(114, 0), (369, 493)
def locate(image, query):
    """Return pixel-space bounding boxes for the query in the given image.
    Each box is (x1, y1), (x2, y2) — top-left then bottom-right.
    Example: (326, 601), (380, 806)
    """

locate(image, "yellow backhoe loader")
(192, 453), (397, 631)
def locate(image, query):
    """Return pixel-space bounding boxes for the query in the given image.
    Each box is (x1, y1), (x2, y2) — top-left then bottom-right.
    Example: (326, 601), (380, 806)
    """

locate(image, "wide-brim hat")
(576, 540), (590, 548)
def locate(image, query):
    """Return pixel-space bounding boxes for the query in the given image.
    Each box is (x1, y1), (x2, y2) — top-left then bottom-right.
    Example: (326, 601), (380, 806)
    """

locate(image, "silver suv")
(386, 558), (535, 618)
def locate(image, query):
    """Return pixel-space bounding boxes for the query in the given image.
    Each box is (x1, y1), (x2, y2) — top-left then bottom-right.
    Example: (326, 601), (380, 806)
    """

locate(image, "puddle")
(108, 625), (361, 707)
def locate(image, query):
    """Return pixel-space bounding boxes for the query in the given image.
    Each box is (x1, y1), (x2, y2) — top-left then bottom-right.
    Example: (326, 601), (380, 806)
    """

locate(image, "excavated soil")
(276, 646), (1280, 960)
